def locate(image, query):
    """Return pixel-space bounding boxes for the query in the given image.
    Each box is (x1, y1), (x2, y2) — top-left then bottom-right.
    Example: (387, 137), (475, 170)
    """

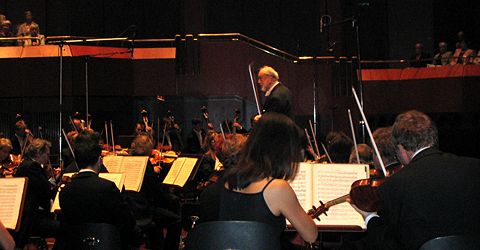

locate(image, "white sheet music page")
(102, 155), (124, 173)
(289, 162), (314, 211)
(173, 157), (198, 187)
(163, 157), (186, 185)
(312, 164), (368, 228)
(120, 156), (149, 192)
(0, 177), (27, 230)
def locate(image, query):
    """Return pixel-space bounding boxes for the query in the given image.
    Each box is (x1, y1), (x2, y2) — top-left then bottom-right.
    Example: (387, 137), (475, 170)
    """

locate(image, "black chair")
(65, 223), (122, 250)
(185, 220), (281, 250)
(419, 235), (480, 250)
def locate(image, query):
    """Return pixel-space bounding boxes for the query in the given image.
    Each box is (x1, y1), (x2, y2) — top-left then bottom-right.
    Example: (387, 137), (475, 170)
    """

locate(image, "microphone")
(116, 25), (137, 38)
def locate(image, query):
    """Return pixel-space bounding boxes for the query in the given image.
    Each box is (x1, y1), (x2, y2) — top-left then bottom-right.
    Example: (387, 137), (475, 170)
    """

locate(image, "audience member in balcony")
(23, 25), (44, 46)
(451, 40), (475, 65)
(409, 43), (430, 68)
(432, 42), (452, 66)
(16, 11), (39, 46)
(0, 20), (17, 46)
(0, 14), (6, 25)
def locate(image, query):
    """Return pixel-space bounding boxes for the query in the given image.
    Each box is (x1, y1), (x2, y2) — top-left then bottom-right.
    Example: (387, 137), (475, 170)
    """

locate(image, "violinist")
(350, 110), (480, 250)
(326, 131), (354, 163)
(0, 138), (16, 177)
(129, 133), (182, 250)
(13, 139), (60, 248)
(370, 127), (402, 178)
(59, 131), (138, 248)
(197, 113), (317, 244)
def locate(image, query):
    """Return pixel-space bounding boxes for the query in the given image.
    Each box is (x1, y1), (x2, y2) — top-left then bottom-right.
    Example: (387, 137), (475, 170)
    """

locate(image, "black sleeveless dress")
(218, 179), (286, 236)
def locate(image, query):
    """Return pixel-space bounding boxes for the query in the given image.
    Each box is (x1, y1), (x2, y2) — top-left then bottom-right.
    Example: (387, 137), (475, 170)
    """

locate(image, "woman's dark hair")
(223, 112), (304, 190)
(74, 131), (102, 169)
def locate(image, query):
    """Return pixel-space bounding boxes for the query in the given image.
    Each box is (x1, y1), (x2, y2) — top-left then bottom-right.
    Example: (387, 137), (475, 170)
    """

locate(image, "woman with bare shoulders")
(199, 112), (317, 245)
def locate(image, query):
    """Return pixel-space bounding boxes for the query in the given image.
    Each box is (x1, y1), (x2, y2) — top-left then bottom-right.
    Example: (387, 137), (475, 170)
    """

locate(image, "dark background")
(0, 0), (479, 59)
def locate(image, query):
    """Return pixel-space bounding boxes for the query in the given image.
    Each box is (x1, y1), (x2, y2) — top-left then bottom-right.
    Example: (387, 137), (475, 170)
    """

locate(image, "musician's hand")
(254, 114), (261, 123)
(233, 122), (243, 129)
(347, 197), (373, 220)
(207, 123), (214, 130)
(154, 166), (162, 174)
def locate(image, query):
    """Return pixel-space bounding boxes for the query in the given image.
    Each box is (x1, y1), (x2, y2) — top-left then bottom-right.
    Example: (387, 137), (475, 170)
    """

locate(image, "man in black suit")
(59, 131), (136, 247)
(14, 139), (59, 247)
(257, 66), (293, 119)
(351, 110), (480, 249)
(185, 118), (206, 154)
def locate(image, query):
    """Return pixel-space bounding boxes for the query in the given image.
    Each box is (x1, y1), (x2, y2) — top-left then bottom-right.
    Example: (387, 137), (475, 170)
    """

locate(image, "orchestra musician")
(350, 110), (480, 249)
(130, 133), (182, 250)
(0, 138), (15, 177)
(198, 113), (318, 244)
(10, 116), (33, 156)
(185, 118), (206, 154)
(13, 139), (60, 248)
(59, 131), (138, 248)
(257, 66), (294, 120)
(370, 127), (403, 178)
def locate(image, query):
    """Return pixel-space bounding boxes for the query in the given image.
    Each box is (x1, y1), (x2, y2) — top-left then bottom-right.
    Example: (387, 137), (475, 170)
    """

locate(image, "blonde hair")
(0, 138), (12, 151)
(25, 139), (51, 159)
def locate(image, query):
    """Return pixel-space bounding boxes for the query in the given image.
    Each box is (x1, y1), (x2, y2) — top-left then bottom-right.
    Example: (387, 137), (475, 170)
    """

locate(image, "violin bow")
(248, 63), (262, 115)
(62, 129), (78, 171)
(304, 128), (320, 160)
(348, 109), (361, 164)
(219, 123), (226, 140)
(109, 121), (116, 156)
(308, 120), (325, 162)
(104, 121), (110, 152)
(351, 86), (387, 177)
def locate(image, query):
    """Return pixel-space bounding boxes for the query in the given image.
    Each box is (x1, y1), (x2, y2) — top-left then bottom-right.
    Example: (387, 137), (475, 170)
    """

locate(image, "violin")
(309, 163), (403, 220)
(150, 149), (178, 165)
(0, 154), (21, 177)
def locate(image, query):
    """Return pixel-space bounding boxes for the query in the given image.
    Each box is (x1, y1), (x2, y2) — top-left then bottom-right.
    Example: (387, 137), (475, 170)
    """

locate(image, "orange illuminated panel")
(0, 46), (23, 58)
(133, 48), (176, 59)
(69, 45), (130, 58)
(21, 45), (72, 58)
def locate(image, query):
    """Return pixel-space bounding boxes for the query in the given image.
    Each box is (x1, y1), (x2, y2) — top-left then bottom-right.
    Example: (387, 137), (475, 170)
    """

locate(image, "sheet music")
(312, 164), (368, 228)
(102, 155), (123, 173)
(174, 157), (198, 187)
(163, 157), (185, 185)
(289, 162), (314, 211)
(120, 156), (148, 192)
(0, 178), (27, 230)
(162, 157), (198, 187)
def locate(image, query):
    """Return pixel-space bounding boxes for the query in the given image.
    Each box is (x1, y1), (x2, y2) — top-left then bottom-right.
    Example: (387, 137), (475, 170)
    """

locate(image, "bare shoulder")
(264, 179), (296, 199)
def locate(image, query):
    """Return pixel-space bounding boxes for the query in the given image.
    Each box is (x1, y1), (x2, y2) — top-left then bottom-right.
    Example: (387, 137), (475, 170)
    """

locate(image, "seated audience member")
(326, 131), (354, 163)
(0, 20), (16, 46)
(451, 40), (475, 65)
(23, 25), (44, 46)
(474, 50), (480, 64)
(371, 127), (402, 178)
(0, 220), (15, 250)
(348, 143), (372, 164)
(16, 11), (39, 46)
(198, 113), (318, 244)
(129, 133), (182, 250)
(0, 14), (6, 25)
(409, 43), (430, 68)
(432, 42), (452, 65)
(13, 139), (59, 247)
(59, 131), (137, 248)
(350, 110), (480, 249)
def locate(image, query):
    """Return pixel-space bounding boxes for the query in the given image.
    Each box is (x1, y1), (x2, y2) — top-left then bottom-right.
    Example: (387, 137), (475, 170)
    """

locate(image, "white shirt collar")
(411, 146), (431, 160)
(265, 82), (280, 97)
(79, 168), (97, 174)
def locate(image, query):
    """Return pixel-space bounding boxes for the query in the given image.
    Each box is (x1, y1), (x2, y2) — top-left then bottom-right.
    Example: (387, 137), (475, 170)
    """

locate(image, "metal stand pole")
(85, 56), (89, 127)
(58, 42), (64, 168)
(353, 19), (366, 143)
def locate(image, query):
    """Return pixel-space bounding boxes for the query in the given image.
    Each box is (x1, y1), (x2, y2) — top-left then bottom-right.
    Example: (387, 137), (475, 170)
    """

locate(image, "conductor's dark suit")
(366, 148), (480, 250)
(59, 171), (136, 243)
(262, 83), (293, 119)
